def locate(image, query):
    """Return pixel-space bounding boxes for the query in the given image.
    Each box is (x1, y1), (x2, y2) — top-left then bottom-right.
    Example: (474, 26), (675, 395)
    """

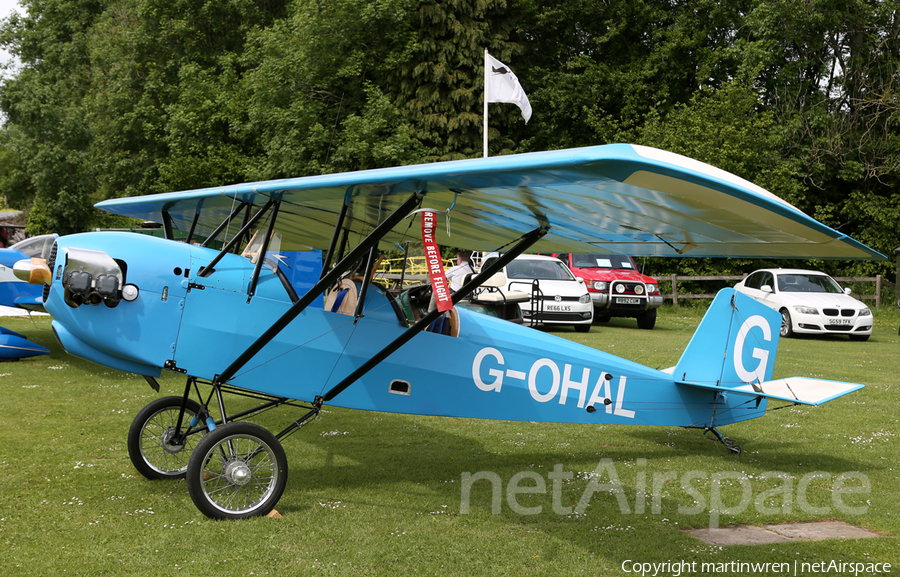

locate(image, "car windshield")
(571, 254), (635, 269)
(776, 273), (843, 294)
(507, 259), (575, 280)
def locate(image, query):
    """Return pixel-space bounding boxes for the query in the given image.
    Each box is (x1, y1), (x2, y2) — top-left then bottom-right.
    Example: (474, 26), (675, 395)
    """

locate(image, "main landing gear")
(186, 422), (288, 520)
(126, 377), (320, 519)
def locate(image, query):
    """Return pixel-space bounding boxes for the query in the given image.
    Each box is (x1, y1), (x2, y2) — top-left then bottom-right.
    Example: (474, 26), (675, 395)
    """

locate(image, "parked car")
(553, 253), (662, 329)
(734, 269), (873, 341)
(480, 254), (593, 332)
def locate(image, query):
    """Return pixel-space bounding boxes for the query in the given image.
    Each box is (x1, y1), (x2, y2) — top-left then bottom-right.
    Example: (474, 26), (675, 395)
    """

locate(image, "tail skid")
(672, 289), (863, 406)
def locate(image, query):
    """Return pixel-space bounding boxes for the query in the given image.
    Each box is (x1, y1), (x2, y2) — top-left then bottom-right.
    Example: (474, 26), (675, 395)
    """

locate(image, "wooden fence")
(375, 269), (893, 308)
(660, 274), (888, 307)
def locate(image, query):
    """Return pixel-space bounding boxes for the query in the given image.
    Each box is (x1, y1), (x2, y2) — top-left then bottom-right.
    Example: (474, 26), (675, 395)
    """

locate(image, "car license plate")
(547, 304), (571, 312)
(828, 319), (852, 326)
(615, 297), (641, 305)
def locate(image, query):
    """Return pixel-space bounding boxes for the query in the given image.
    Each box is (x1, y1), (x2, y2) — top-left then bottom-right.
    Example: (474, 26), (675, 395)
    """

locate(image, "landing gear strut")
(704, 427), (742, 455)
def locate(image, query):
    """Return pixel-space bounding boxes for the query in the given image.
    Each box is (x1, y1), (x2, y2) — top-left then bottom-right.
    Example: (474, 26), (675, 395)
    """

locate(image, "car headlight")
(593, 281), (607, 291)
(579, 294), (591, 304)
(793, 305), (818, 315)
(634, 285), (644, 295)
(859, 308), (872, 317)
(646, 284), (657, 294)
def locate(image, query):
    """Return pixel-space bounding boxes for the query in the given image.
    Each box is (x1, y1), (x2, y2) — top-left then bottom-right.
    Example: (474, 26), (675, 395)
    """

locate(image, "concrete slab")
(685, 526), (792, 546)
(766, 521), (882, 541)
(685, 521), (884, 546)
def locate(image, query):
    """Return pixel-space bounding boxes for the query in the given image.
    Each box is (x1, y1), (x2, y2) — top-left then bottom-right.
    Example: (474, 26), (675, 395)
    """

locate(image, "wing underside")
(95, 144), (884, 260)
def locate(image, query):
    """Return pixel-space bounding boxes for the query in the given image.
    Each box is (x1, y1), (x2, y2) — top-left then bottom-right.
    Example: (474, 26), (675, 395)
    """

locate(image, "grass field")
(0, 304), (898, 576)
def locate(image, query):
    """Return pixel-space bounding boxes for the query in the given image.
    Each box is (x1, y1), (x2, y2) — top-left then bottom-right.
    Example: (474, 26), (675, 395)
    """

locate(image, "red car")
(553, 253), (662, 329)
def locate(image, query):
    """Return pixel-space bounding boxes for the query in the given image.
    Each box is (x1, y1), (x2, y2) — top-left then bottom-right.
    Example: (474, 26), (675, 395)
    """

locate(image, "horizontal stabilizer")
(676, 377), (863, 406)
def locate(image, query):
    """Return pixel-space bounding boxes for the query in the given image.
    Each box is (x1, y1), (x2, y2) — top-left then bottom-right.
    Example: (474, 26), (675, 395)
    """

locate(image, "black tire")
(595, 314), (611, 323)
(187, 422), (288, 520)
(637, 308), (657, 330)
(849, 334), (870, 342)
(779, 308), (794, 338)
(127, 396), (207, 480)
(574, 324), (590, 333)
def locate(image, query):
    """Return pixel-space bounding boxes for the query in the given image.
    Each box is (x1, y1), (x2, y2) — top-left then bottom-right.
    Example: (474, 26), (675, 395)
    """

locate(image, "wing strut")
(200, 200), (248, 248)
(198, 199), (277, 277)
(213, 190), (425, 386)
(185, 206), (202, 244)
(161, 210), (174, 240)
(322, 197), (350, 279)
(319, 225), (549, 404)
(247, 201), (282, 301)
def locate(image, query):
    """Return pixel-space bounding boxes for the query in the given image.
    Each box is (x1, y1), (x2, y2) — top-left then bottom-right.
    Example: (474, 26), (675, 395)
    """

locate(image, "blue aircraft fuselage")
(43, 232), (764, 428)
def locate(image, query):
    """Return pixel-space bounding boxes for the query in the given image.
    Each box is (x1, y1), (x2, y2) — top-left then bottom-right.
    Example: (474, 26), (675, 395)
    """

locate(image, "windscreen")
(776, 273), (843, 294)
(507, 259), (574, 280)
(571, 254), (635, 269)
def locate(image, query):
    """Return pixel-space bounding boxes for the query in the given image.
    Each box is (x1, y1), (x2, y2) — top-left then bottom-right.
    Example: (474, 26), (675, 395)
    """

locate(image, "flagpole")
(483, 48), (489, 158)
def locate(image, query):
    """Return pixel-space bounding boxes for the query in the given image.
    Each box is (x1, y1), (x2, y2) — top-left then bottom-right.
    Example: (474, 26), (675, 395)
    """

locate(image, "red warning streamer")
(421, 212), (452, 312)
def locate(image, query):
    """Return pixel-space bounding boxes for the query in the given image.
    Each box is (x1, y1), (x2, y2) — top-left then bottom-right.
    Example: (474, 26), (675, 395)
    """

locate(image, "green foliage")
(0, 0), (896, 275)
(393, 0), (515, 160)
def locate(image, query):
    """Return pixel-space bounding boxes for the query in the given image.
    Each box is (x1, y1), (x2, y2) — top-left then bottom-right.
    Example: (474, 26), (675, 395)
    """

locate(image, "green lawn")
(0, 305), (897, 576)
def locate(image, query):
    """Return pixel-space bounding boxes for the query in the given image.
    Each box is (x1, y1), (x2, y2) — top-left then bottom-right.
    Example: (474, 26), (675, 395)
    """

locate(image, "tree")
(0, 0), (102, 234)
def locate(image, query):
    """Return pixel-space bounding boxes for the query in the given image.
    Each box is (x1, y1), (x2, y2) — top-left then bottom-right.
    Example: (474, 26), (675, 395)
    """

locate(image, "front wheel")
(780, 308), (794, 338)
(637, 308), (657, 330)
(187, 422), (288, 520)
(849, 334), (870, 342)
(574, 324), (591, 333)
(127, 396), (207, 480)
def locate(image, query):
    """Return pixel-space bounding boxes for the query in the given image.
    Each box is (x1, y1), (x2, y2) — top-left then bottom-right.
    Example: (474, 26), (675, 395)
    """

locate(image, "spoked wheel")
(127, 396), (208, 480)
(186, 422), (288, 520)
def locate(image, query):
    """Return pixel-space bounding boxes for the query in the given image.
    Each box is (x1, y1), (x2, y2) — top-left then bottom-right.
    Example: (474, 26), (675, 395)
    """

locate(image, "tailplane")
(671, 288), (863, 406)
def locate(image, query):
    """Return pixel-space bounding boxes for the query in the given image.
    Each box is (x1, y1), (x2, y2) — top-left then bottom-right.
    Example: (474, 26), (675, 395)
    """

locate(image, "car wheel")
(637, 308), (656, 330)
(574, 324), (590, 333)
(779, 309), (794, 338)
(849, 334), (870, 342)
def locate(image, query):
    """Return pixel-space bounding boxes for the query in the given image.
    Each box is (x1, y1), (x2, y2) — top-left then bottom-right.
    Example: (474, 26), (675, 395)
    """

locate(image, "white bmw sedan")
(734, 269), (873, 341)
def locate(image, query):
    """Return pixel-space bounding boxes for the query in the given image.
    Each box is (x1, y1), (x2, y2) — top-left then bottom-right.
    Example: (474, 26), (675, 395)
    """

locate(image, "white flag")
(485, 52), (532, 123)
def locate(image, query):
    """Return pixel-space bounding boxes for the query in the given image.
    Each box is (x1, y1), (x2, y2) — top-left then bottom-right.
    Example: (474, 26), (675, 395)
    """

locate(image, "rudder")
(672, 288), (782, 390)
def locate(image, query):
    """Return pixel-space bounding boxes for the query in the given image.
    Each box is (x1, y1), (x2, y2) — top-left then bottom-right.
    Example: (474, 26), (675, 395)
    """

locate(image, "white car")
(734, 269), (873, 341)
(480, 254), (593, 332)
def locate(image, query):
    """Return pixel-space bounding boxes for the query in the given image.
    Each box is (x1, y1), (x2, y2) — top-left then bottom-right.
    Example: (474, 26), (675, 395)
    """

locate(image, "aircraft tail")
(670, 288), (863, 406)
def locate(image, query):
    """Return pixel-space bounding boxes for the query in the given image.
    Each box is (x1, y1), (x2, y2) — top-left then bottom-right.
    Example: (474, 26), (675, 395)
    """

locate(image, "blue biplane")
(15, 144), (883, 519)
(0, 234), (55, 359)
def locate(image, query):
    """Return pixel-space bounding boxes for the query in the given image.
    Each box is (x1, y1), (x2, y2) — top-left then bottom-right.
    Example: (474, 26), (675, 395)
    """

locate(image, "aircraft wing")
(13, 294), (46, 312)
(94, 144), (884, 259)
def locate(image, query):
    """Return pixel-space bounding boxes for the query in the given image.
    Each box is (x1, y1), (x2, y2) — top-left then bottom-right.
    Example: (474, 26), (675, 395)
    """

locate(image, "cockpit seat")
(426, 308), (460, 337)
(324, 278), (358, 316)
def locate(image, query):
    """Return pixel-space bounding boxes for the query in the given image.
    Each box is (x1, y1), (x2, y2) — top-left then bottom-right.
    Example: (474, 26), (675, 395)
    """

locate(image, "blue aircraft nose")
(40, 232), (193, 376)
